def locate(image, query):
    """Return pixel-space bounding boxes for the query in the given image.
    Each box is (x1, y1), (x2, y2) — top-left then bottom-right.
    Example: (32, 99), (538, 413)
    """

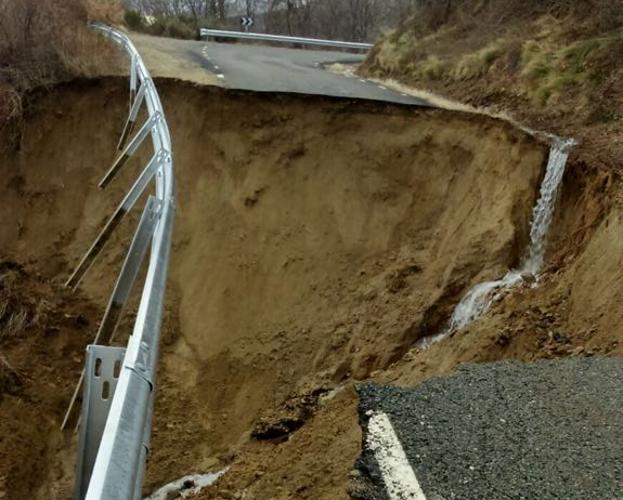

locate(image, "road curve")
(131, 33), (426, 106)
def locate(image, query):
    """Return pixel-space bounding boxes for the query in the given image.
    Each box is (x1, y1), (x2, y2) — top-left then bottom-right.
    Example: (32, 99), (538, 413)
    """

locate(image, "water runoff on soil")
(420, 138), (575, 347)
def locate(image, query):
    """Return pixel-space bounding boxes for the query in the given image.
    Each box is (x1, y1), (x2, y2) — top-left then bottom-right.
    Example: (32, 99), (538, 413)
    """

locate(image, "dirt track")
(0, 77), (615, 499)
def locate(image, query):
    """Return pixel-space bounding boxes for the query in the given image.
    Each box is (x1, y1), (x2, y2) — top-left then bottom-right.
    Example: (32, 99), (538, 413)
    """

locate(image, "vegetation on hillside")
(122, 0), (418, 42)
(362, 0), (623, 147)
(0, 0), (120, 127)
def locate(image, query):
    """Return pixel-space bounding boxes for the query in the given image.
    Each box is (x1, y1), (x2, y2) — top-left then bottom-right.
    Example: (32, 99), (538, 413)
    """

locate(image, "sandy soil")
(131, 33), (221, 87)
(0, 77), (615, 499)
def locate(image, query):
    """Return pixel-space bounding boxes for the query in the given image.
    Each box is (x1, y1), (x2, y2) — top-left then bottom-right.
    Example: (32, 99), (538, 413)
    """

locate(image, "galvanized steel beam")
(200, 28), (373, 51)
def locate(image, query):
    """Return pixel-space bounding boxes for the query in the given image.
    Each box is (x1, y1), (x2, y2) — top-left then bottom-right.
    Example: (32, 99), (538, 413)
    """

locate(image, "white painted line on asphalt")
(367, 411), (427, 500)
(378, 85), (387, 90)
(214, 65), (220, 70)
(217, 74), (225, 79)
(359, 79), (367, 83)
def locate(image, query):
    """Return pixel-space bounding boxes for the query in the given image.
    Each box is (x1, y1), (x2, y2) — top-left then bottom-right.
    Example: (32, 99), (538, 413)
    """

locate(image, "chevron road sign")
(240, 16), (254, 32)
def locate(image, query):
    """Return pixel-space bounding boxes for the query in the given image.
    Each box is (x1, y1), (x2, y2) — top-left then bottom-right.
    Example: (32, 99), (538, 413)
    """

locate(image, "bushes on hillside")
(146, 16), (198, 39)
(0, 0), (120, 129)
(124, 10), (200, 40)
(124, 9), (144, 30)
(405, 0), (623, 35)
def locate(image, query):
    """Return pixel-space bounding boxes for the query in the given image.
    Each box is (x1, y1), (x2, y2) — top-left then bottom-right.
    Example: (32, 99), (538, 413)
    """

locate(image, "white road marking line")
(401, 93), (408, 97)
(217, 74), (225, 79)
(359, 79), (367, 83)
(378, 85), (387, 90)
(367, 411), (427, 500)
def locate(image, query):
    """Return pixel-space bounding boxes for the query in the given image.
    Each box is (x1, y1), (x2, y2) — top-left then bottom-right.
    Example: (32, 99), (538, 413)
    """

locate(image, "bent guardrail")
(200, 28), (373, 51)
(64, 22), (175, 500)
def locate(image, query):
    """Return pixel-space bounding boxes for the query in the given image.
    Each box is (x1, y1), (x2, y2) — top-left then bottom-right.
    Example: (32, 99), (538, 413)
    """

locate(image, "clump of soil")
(198, 386), (361, 500)
(251, 387), (330, 441)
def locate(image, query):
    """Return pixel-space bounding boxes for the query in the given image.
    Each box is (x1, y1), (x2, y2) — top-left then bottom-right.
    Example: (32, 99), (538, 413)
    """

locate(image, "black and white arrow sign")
(240, 16), (254, 28)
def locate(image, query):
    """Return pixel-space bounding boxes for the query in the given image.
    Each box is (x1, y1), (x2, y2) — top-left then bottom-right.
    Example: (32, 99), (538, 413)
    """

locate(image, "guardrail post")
(75, 345), (127, 500)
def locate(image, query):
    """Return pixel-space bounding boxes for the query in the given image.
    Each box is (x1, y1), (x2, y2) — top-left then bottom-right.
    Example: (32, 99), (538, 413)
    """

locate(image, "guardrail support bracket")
(74, 345), (126, 500)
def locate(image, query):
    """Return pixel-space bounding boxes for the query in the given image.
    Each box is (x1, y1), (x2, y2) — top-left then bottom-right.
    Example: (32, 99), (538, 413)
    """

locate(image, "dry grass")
(402, 0), (622, 36)
(453, 40), (504, 79)
(520, 32), (613, 105)
(0, 264), (53, 343)
(0, 276), (31, 342)
(86, 0), (124, 23)
(363, 0), (623, 123)
(0, 0), (122, 128)
(0, 307), (29, 341)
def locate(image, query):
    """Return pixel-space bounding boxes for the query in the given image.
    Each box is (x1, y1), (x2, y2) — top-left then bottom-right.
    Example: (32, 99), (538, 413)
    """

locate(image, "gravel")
(356, 357), (623, 500)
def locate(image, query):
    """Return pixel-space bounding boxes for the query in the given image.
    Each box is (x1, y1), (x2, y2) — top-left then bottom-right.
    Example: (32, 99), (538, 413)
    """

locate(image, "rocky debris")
(478, 292), (606, 359)
(251, 387), (330, 441)
(347, 469), (377, 500)
(356, 358), (623, 500)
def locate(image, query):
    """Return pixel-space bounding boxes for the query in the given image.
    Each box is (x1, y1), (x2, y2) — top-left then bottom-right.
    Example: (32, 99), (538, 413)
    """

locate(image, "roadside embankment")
(0, 77), (615, 498)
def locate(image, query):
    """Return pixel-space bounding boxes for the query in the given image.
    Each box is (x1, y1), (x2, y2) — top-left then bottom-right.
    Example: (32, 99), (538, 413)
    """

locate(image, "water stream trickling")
(420, 138), (574, 347)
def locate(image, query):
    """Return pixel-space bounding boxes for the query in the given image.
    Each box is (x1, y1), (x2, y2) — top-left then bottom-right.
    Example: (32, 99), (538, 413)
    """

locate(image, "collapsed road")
(2, 8), (623, 498)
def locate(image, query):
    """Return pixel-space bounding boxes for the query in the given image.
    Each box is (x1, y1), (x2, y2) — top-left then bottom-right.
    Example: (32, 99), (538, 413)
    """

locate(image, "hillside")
(361, 0), (623, 172)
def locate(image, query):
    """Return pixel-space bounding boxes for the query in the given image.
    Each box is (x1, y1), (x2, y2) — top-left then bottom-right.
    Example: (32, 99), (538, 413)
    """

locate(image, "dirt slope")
(0, 261), (102, 499)
(356, 0), (622, 388)
(0, 77), (559, 498)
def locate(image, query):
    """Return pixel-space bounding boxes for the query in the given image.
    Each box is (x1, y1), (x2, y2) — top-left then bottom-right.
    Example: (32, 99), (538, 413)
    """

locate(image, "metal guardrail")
(200, 28), (373, 51)
(64, 22), (175, 500)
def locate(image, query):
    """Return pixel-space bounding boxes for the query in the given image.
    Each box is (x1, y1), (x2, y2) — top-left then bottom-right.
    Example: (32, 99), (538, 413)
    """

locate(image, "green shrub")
(165, 18), (196, 39)
(562, 39), (603, 75)
(124, 9), (143, 31)
(145, 16), (196, 39)
(482, 47), (500, 65)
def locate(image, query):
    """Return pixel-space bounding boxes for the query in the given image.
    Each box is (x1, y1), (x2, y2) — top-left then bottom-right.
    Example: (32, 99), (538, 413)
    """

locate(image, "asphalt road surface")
(131, 34), (426, 105)
(355, 358), (623, 500)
